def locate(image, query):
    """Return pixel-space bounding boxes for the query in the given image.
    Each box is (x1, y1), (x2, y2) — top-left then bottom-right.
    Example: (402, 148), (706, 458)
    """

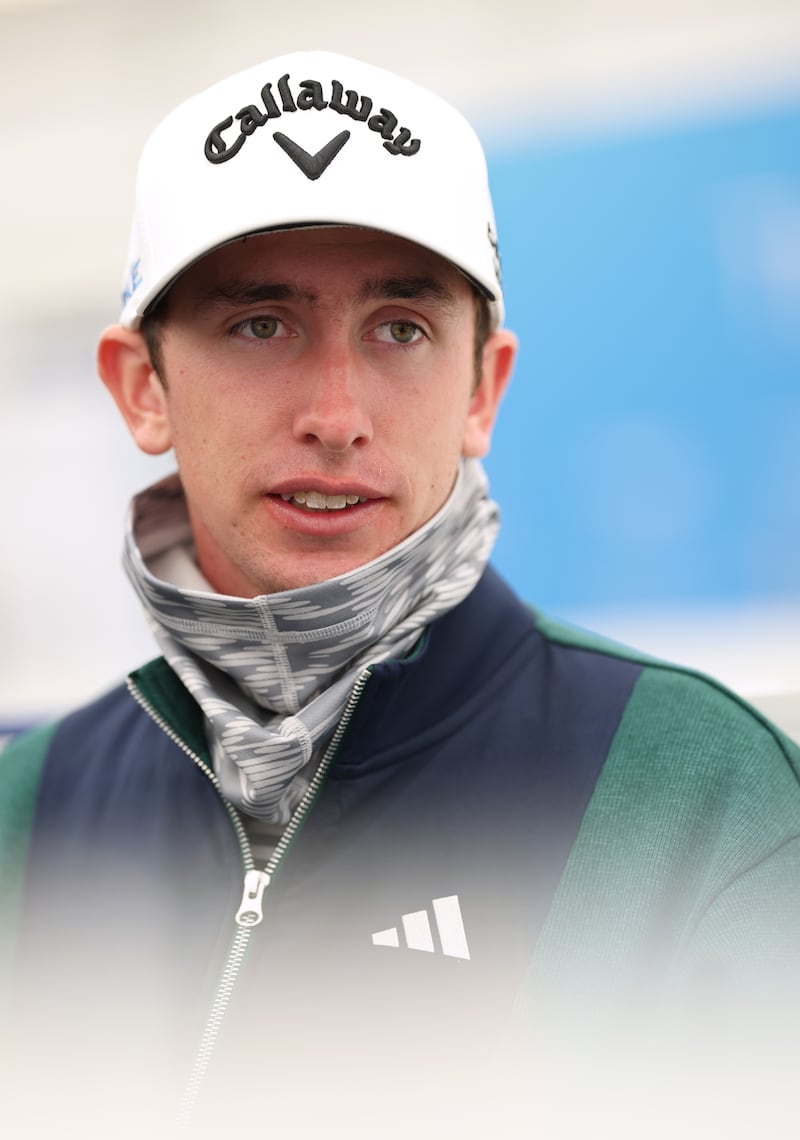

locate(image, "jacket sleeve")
(0, 723), (56, 1012)
(525, 664), (800, 996)
(519, 667), (800, 1135)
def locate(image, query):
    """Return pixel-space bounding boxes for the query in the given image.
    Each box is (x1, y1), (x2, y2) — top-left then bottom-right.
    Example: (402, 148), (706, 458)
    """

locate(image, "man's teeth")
(280, 491), (367, 511)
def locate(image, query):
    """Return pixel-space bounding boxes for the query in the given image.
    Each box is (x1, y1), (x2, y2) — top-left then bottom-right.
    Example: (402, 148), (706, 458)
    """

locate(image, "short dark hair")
(141, 285), (494, 389)
(472, 289), (491, 389)
(141, 297), (169, 383)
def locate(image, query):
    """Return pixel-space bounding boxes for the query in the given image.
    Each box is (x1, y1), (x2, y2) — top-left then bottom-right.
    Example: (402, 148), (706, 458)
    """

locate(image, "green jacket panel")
(528, 662), (800, 996)
(0, 723), (55, 1010)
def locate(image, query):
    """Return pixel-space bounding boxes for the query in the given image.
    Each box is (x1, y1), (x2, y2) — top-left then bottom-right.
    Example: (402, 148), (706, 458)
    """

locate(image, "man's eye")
(374, 320), (424, 345)
(238, 316), (285, 340)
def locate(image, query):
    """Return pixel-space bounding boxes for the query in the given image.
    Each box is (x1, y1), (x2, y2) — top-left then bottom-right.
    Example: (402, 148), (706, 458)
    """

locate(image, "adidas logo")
(371, 894), (470, 960)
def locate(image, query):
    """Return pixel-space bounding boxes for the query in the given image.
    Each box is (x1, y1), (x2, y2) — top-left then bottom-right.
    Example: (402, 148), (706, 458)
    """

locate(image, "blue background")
(485, 103), (800, 611)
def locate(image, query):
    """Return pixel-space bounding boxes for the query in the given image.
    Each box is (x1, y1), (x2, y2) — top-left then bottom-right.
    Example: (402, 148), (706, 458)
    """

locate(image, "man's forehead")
(168, 226), (470, 313)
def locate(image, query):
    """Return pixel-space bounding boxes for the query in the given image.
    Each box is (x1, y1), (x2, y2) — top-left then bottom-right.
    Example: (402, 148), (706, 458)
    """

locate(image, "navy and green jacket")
(2, 567), (799, 1117)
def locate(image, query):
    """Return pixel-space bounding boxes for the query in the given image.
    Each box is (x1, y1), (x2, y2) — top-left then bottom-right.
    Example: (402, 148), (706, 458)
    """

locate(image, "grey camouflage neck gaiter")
(124, 458), (499, 821)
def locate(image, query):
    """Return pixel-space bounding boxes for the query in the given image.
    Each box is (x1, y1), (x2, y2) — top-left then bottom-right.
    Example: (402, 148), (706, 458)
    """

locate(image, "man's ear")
(97, 325), (173, 455)
(461, 329), (517, 458)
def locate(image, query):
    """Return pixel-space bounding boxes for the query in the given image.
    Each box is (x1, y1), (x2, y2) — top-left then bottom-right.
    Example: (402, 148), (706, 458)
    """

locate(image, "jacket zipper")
(127, 667), (373, 1123)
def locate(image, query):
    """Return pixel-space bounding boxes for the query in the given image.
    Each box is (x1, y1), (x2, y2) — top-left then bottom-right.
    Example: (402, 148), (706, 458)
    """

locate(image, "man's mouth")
(279, 491), (369, 511)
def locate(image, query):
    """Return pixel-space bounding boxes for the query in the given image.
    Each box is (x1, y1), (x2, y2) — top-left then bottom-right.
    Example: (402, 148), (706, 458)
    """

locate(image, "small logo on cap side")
(121, 257), (143, 307)
(273, 130), (350, 181)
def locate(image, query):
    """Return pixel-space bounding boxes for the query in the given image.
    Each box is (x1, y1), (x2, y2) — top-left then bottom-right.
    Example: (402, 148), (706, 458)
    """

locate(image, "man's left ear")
(461, 329), (517, 458)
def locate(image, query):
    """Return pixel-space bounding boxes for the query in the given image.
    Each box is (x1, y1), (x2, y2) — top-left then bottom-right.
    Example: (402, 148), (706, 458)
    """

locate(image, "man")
(2, 50), (799, 1138)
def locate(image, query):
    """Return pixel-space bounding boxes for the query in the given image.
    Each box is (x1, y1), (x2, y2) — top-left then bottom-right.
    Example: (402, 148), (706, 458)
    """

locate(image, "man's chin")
(239, 548), (393, 597)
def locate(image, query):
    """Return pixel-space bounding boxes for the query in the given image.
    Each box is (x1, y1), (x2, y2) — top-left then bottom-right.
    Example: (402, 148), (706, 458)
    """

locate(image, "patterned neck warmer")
(124, 458), (499, 821)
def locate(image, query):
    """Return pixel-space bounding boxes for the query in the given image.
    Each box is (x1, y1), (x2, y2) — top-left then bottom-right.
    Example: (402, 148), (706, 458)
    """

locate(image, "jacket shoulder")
(531, 605), (799, 774)
(0, 670), (179, 886)
(531, 606), (668, 666)
(624, 661), (799, 771)
(0, 681), (139, 900)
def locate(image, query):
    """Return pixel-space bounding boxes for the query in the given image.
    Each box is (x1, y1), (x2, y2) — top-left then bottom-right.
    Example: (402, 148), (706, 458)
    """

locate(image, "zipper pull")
(235, 869), (271, 928)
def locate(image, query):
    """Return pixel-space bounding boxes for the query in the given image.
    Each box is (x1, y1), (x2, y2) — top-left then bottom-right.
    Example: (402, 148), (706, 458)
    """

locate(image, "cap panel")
(120, 51), (503, 328)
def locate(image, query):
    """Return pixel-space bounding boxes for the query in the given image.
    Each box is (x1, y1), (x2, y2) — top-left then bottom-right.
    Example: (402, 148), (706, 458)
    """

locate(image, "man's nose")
(292, 351), (373, 453)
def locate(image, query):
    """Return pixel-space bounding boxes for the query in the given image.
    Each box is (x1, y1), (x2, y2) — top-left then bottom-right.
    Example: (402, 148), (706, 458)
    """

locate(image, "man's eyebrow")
(355, 276), (459, 311)
(193, 281), (317, 313)
(190, 275), (458, 314)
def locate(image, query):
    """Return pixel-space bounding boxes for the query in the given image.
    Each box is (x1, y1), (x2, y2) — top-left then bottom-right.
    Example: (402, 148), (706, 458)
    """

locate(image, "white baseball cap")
(119, 50), (504, 329)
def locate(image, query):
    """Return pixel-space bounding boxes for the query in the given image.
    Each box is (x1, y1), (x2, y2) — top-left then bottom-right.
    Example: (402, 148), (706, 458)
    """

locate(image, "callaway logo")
(204, 72), (422, 179)
(273, 129), (350, 182)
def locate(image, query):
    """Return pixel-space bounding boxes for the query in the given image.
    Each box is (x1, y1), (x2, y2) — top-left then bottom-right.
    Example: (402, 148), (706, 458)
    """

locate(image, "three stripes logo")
(371, 894), (470, 960)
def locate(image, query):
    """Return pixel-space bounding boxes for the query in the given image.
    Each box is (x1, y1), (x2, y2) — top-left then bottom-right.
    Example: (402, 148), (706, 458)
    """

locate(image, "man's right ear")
(97, 326), (173, 455)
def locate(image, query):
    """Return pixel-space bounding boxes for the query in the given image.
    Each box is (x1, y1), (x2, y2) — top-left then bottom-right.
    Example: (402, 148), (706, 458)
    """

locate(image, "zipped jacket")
(2, 568), (800, 1134)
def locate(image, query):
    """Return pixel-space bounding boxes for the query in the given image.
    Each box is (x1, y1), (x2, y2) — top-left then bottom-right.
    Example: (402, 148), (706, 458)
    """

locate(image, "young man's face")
(101, 227), (515, 597)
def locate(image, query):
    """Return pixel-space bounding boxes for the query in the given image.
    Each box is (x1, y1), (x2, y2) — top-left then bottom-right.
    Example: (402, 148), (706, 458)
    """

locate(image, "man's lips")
(264, 479), (386, 529)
